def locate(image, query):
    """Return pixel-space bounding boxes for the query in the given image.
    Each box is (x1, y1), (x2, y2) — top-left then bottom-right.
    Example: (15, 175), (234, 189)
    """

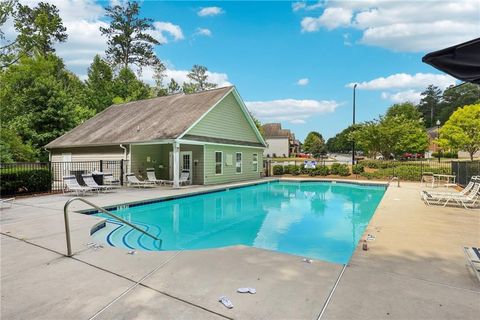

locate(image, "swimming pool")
(92, 181), (386, 264)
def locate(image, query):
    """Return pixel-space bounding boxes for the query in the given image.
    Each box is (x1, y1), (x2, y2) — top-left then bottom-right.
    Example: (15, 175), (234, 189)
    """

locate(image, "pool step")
(104, 220), (162, 251)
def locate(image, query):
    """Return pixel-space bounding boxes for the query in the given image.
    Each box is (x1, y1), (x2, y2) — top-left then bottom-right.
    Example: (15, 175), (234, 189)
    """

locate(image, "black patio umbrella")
(422, 37), (480, 84)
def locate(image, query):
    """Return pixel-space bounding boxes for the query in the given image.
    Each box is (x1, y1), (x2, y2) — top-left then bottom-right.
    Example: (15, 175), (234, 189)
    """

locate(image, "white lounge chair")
(464, 246), (480, 282)
(63, 175), (94, 196)
(423, 182), (480, 209)
(126, 173), (156, 188)
(422, 177), (478, 200)
(179, 170), (190, 186)
(103, 172), (121, 186)
(0, 198), (15, 208)
(82, 174), (115, 193)
(146, 168), (173, 185)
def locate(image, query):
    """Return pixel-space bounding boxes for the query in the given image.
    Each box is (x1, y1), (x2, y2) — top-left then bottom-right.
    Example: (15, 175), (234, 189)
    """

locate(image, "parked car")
(401, 152), (425, 159)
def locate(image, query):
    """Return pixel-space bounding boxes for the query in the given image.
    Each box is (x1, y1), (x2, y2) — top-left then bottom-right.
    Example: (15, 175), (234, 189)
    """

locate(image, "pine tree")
(153, 62), (168, 96)
(100, 1), (160, 71)
(183, 64), (217, 93)
(418, 85), (442, 127)
(168, 78), (181, 94)
(14, 2), (67, 56)
(85, 55), (114, 112)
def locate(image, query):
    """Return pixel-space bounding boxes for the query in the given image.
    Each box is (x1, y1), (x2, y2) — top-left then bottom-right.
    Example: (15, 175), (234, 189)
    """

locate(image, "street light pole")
(352, 83), (357, 165)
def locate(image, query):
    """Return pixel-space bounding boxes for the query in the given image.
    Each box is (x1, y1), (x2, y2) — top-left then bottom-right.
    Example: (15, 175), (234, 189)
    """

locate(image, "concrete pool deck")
(1, 179), (479, 319)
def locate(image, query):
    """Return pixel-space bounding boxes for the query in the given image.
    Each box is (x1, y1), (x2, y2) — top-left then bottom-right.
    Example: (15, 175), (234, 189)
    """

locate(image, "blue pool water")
(92, 181), (386, 264)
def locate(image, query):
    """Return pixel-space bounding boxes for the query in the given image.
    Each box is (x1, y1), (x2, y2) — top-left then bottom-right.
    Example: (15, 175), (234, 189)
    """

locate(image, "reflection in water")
(96, 182), (385, 264)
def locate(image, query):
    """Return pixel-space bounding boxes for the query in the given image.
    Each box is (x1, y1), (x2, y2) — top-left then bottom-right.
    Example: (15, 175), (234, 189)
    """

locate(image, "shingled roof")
(262, 123), (292, 139)
(46, 86), (234, 148)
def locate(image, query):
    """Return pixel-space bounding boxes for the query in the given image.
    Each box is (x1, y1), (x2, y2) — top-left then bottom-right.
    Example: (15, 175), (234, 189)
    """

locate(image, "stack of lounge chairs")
(146, 168), (191, 186)
(63, 173), (121, 196)
(126, 173), (156, 188)
(421, 176), (480, 209)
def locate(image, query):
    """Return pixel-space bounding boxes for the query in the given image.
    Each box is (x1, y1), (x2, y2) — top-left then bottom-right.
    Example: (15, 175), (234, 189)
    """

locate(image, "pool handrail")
(63, 197), (161, 257)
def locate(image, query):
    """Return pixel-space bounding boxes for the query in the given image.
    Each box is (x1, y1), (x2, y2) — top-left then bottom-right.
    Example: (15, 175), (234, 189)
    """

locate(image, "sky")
(3, 0), (480, 140)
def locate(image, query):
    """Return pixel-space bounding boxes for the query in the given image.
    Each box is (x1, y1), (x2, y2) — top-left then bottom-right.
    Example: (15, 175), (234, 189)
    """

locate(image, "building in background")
(46, 86), (266, 186)
(262, 123), (300, 158)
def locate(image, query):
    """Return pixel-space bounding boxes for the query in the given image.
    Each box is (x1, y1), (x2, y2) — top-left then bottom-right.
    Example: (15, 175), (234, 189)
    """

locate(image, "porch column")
(173, 141), (180, 188)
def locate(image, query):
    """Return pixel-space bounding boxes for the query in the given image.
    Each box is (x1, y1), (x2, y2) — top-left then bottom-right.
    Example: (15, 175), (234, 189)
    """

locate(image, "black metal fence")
(451, 160), (480, 187)
(1, 160), (127, 196)
(264, 158), (476, 182)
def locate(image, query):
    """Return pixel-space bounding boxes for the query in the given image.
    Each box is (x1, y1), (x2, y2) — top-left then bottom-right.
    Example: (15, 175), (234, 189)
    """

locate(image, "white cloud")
(297, 78), (309, 86)
(194, 28), (212, 37)
(381, 90), (422, 104)
(3, 1), (191, 79)
(292, 1), (323, 12)
(197, 7), (224, 17)
(299, 0), (480, 51)
(150, 21), (184, 44)
(347, 73), (457, 90)
(301, 7), (352, 31)
(246, 99), (339, 124)
(140, 66), (231, 88)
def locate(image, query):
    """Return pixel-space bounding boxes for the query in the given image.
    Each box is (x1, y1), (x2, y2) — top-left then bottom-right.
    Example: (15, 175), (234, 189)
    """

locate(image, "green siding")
(180, 144), (204, 185)
(130, 144), (205, 184)
(130, 144), (171, 180)
(204, 144), (263, 185)
(186, 92), (261, 144)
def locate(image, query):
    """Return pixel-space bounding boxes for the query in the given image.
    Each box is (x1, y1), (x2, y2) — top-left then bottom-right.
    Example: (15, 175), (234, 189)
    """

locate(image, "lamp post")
(352, 83), (357, 165)
(436, 119), (441, 163)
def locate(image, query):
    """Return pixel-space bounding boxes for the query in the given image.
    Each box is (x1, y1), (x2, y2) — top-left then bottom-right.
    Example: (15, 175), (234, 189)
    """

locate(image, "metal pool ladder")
(63, 197), (161, 257)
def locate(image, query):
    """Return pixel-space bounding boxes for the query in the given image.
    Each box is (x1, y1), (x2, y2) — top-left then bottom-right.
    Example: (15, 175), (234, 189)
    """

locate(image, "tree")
(85, 55), (114, 112)
(326, 125), (356, 153)
(309, 138), (327, 158)
(418, 85), (442, 127)
(352, 112), (429, 159)
(352, 122), (383, 158)
(249, 113), (265, 138)
(438, 83), (480, 124)
(100, 1), (160, 71)
(0, 127), (36, 162)
(0, 0), (15, 39)
(13, 2), (67, 56)
(183, 65), (217, 93)
(167, 78), (181, 94)
(438, 104), (480, 161)
(152, 62), (168, 96)
(303, 131), (323, 153)
(112, 67), (150, 103)
(0, 54), (89, 160)
(386, 102), (423, 122)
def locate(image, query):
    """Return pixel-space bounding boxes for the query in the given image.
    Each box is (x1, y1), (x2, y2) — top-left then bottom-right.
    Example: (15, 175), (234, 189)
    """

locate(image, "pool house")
(45, 86), (266, 187)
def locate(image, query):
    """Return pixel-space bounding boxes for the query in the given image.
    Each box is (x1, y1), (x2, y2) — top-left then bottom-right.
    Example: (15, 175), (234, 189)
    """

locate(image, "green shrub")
(0, 168), (52, 196)
(272, 165), (284, 175)
(352, 163), (364, 174)
(359, 160), (397, 169)
(432, 151), (458, 159)
(283, 165), (299, 174)
(360, 164), (451, 181)
(330, 163), (350, 176)
(316, 165), (330, 176)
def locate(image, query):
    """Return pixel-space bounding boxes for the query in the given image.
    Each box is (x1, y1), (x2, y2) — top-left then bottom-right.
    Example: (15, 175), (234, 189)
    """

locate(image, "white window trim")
(235, 152), (242, 174)
(215, 151), (223, 175)
(253, 153), (258, 172)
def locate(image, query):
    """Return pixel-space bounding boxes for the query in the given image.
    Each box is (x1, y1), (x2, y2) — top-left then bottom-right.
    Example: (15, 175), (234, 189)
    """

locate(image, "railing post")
(48, 161), (53, 193)
(120, 159), (124, 186)
(99, 160), (103, 173)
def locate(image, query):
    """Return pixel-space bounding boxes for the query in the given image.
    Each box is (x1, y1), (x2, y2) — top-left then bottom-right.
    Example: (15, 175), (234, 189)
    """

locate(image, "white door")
(62, 153), (72, 177)
(169, 151), (193, 183)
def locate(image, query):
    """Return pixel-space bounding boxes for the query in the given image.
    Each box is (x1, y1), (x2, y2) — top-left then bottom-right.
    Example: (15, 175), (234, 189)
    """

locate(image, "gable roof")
(46, 86), (235, 148)
(262, 123), (292, 139)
